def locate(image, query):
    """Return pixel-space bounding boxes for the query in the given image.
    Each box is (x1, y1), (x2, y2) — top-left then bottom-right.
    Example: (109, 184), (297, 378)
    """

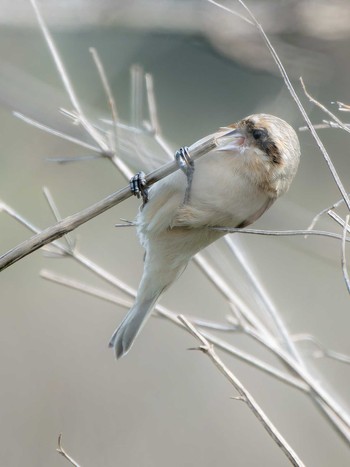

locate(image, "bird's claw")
(175, 146), (194, 204)
(130, 171), (149, 205)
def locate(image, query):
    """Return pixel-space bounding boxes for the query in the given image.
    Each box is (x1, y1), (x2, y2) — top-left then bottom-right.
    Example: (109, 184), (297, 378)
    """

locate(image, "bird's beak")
(216, 127), (246, 152)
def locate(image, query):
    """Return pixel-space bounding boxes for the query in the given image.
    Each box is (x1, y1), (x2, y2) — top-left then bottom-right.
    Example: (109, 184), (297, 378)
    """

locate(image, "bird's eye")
(252, 128), (267, 140)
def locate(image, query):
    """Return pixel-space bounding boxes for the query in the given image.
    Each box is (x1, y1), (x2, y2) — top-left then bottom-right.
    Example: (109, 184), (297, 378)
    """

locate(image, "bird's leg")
(130, 171), (149, 207)
(175, 146), (194, 204)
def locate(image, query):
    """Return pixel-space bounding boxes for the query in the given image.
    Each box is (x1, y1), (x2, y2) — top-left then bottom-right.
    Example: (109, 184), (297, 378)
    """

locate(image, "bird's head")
(216, 113), (300, 197)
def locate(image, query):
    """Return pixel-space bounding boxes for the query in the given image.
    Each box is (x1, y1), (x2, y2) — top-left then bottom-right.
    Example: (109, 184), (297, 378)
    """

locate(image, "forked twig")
(293, 334), (350, 364)
(56, 434), (81, 467)
(306, 196), (348, 232)
(300, 78), (350, 135)
(179, 315), (305, 467)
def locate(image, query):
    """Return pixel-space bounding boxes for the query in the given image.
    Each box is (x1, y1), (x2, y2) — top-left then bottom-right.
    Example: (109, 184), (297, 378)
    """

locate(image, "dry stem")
(0, 134), (217, 271)
(56, 434), (81, 467)
(179, 315), (305, 467)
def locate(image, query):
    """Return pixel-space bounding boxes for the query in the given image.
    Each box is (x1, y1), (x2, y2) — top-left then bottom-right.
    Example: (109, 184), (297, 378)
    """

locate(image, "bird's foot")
(130, 171), (149, 206)
(175, 146), (194, 204)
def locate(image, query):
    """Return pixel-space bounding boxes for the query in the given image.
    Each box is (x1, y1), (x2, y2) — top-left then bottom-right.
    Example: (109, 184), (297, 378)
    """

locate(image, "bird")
(109, 113), (300, 358)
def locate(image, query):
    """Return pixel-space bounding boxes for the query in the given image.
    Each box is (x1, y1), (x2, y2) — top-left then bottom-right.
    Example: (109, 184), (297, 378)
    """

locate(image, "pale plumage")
(109, 113), (300, 358)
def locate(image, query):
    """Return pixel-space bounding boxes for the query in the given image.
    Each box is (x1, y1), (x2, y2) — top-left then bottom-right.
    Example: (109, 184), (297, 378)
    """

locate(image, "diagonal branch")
(0, 134), (217, 271)
(56, 434), (81, 467)
(29, 0), (108, 153)
(179, 315), (305, 467)
(341, 215), (350, 294)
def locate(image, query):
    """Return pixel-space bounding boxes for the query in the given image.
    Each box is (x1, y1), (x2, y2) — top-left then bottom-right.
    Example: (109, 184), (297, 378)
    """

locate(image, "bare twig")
(300, 78), (350, 135)
(207, 0), (253, 25)
(299, 121), (350, 132)
(214, 226), (350, 242)
(43, 187), (75, 251)
(145, 73), (161, 135)
(337, 102), (350, 112)
(225, 236), (303, 364)
(56, 434), (81, 467)
(328, 210), (350, 233)
(341, 215), (350, 294)
(178, 315), (305, 467)
(13, 111), (101, 153)
(29, 0), (108, 153)
(88, 47), (135, 179)
(89, 47), (119, 127)
(131, 64), (143, 129)
(293, 334), (350, 364)
(306, 196), (348, 232)
(40, 269), (132, 308)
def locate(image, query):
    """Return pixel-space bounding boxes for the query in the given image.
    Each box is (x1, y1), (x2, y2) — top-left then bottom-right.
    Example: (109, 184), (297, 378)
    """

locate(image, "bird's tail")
(108, 288), (162, 359)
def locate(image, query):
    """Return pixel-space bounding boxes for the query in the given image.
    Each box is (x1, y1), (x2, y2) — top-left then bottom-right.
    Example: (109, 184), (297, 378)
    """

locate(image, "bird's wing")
(171, 196), (276, 230)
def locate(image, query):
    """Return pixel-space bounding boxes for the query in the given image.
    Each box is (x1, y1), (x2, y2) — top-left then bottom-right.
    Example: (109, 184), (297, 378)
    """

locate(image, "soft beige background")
(0, 2), (350, 466)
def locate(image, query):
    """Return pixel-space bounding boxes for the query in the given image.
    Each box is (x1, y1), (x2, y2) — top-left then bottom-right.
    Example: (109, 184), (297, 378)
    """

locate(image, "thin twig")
(131, 64), (143, 129)
(178, 315), (305, 467)
(13, 111), (101, 153)
(224, 236), (304, 364)
(193, 253), (271, 336)
(328, 210), (350, 233)
(42, 187), (75, 251)
(89, 47), (119, 126)
(207, 0), (253, 25)
(306, 196), (348, 232)
(293, 334), (350, 364)
(341, 215), (350, 294)
(87, 47), (135, 179)
(145, 73), (161, 135)
(40, 269), (132, 308)
(337, 102), (350, 112)
(29, 0), (108, 153)
(300, 78), (350, 135)
(299, 122), (350, 132)
(56, 434), (81, 467)
(214, 226), (350, 242)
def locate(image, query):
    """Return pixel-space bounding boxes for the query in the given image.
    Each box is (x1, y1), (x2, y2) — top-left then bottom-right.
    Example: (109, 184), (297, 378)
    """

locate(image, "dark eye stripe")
(252, 128), (268, 140)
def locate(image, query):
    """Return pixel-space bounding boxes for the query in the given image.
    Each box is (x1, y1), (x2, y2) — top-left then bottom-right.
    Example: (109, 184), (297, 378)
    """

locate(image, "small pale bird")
(109, 113), (300, 358)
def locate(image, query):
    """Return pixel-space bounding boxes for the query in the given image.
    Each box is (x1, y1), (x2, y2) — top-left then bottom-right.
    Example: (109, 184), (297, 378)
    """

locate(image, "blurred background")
(1, 0), (350, 465)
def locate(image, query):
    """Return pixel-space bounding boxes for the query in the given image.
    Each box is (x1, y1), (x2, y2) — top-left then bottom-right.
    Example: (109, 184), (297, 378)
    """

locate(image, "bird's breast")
(187, 152), (270, 228)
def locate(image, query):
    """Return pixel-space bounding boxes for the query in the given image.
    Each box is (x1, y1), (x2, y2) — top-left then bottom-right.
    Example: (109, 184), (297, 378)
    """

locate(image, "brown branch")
(0, 135), (217, 271)
(179, 315), (305, 467)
